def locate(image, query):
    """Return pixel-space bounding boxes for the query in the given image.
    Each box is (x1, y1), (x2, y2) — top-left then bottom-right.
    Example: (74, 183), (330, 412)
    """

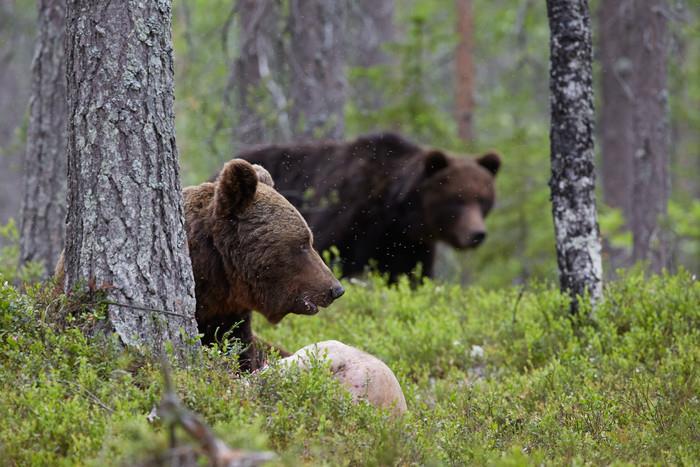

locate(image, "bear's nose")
(470, 231), (486, 246)
(329, 284), (345, 300)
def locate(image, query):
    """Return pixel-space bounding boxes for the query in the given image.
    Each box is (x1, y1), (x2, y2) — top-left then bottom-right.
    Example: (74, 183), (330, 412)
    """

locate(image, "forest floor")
(1, 270), (699, 465)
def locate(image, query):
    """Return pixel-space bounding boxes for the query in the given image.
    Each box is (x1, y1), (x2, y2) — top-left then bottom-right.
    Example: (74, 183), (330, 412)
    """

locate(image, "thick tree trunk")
(288, 0), (346, 140)
(232, 0), (290, 146)
(546, 0), (603, 313)
(629, 0), (670, 272)
(19, 0), (67, 276)
(64, 0), (199, 352)
(455, 0), (475, 142)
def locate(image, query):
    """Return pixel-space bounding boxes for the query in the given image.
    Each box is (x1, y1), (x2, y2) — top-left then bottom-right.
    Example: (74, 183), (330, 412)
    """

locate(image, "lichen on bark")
(547, 0), (603, 312)
(64, 0), (198, 352)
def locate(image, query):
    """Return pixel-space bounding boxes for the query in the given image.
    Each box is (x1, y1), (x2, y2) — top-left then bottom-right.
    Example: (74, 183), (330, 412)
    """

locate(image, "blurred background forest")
(1, 0), (698, 287)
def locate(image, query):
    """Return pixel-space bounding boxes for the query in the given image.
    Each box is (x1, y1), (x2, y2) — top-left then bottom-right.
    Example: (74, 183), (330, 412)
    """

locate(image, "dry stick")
(56, 378), (114, 413)
(158, 354), (276, 467)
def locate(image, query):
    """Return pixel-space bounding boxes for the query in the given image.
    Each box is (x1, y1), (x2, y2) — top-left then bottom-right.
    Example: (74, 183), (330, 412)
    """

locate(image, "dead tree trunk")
(232, 0), (290, 147)
(64, 0), (199, 352)
(455, 0), (475, 142)
(629, 0), (671, 272)
(288, 0), (346, 140)
(19, 0), (67, 277)
(546, 0), (603, 313)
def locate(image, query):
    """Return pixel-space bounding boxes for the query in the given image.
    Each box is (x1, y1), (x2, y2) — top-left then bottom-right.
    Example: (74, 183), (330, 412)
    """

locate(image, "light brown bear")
(184, 159), (344, 370)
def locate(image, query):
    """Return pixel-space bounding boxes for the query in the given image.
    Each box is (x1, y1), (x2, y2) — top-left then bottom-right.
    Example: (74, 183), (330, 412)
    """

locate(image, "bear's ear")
(252, 163), (275, 187)
(424, 150), (450, 177)
(214, 159), (258, 218)
(476, 151), (501, 176)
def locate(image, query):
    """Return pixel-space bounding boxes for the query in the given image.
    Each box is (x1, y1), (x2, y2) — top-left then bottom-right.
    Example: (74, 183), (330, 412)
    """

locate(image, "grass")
(0, 270), (699, 465)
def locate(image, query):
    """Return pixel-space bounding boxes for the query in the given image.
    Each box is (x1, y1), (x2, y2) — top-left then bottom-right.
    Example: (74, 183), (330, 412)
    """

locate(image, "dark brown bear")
(238, 133), (501, 282)
(184, 159), (344, 370)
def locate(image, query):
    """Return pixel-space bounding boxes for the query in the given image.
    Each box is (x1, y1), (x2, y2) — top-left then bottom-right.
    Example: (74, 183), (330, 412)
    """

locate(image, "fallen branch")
(157, 354), (276, 467)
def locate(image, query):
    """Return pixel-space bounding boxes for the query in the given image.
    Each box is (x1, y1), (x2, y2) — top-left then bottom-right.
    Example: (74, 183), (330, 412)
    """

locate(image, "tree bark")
(288, 0), (346, 140)
(19, 0), (67, 276)
(598, 0), (634, 221)
(232, 0), (291, 147)
(0, 1), (34, 234)
(455, 0), (475, 142)
(629, 0), (670, 272)
(546, 0), (603, 313)
(598, 0), (671, 273)
(64, 0), (199, 352)
(347, 0), (394, 113)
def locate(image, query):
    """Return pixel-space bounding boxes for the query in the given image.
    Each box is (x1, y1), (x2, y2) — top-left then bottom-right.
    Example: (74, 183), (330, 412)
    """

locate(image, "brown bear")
(184, 159), (345, 370)
(236, 132), (501, 282)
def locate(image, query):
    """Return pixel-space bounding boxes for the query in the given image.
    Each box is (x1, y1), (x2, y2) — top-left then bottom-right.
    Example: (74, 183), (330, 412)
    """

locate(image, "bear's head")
(212, 159), (344, 324)
(418, 150), (500, 249)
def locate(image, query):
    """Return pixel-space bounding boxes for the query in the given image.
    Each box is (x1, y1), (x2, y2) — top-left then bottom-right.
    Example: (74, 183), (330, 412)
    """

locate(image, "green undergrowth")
(1, 271), (699, 465)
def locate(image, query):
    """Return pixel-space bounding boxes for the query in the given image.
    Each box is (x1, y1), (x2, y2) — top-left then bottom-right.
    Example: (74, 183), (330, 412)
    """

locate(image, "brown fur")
(185, 159), (343, 370)
(237, 133), (501, 281)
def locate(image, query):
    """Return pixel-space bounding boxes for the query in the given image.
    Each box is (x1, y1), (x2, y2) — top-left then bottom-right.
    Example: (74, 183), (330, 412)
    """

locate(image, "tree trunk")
(347, 0), (394, 113)
(288, 0), (346, 140)
(546, 0), (603, 313)
(629, 0), (670, 272)
(598, 0), (634, 224)
(64, 0), (199, 352)
(455, 0), (475, 142)
(598, 0), (671, 273)
(0, 1), (34, 234)
(19, 0), (67, 277)
(232, 0), (291, 147)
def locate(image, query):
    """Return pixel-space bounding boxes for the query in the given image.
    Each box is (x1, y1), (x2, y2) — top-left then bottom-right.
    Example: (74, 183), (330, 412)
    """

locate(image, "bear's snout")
(469, 231), (486, 246)
(329, 283), (345, 300)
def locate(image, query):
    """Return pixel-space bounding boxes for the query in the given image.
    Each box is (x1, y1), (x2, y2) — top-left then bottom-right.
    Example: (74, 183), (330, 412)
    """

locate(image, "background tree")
(346, 0), (395, 116)
(546, 0), (603, 312)
(629, 0), (671, 272)
(19, 0), (66, 276)
(598, 0), (634, 271)
(64, 0), (199, 351)
(232, 0), (290, 147)
(455, 0), (475, 141)
(598, 0), (671, 273)
(0, 0), (34, 240)
(287, 0), (347, 140)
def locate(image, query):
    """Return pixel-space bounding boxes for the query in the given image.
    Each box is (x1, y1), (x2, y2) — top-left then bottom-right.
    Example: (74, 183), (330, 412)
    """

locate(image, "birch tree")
(19, 0), (66, 276)
(64, 0), (199, 352)
(546, 0), (603, 313)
